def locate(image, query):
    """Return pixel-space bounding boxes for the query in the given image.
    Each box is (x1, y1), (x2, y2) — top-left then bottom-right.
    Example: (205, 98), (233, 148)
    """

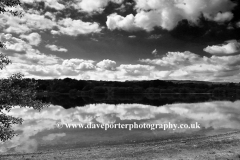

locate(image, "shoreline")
(2, 131), (240, 160)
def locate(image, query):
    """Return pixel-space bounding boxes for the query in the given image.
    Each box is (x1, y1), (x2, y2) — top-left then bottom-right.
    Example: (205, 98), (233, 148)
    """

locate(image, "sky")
(1, 0), (240, 82)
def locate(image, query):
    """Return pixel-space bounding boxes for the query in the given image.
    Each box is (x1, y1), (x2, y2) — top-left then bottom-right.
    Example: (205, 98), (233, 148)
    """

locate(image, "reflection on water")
(38, 93), (239, 108)
(1, 100), (240, 153)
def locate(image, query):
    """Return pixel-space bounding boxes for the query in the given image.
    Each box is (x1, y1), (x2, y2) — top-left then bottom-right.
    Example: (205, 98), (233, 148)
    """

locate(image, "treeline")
(25, 78), (240, 95)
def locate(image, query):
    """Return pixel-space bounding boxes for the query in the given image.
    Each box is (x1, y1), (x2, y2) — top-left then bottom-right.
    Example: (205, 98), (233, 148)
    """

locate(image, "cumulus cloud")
(106, 13), (139, 31)
(118, 64), (155, 77)
(23, 13), (57, 31)
(21, 0), (65, 10)
(0, 33), (62, 71)
(96, 59), (117, 70)
(77, 61), (96, 71)
(205, 12), (234, 23)
(27, 65), (62, 77)
(141, 51), (201, 67)
(50, 30), (59, 35)
(20, 32), (41, 46)
(1, 33), (32, 52)
(204, 40), (240, 55)
(140, 51), (240, 82)
(62, 59), (96, 71)
(43, 0), (65, 10)
(45, 44), (68, 52)
(0, 10), (100, 36)
(0, 14), (29, 34)
(72, 0), (123, 13)
(0, 12), (56, 34)
(73, 0), (109, 12)
(44, 12), (56, 21)
(12, 51), (61, 65)
(56, 18), (101, 36)
(106, 0), (236, 31)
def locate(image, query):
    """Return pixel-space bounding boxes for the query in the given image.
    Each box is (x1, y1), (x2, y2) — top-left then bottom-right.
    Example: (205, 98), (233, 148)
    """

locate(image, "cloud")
(62, 59), (94, 68)
(21, 0), (65, 10)
(42, 133), (66, 141)
(135, 10), (181, 31)
(42, 0), (65, 10)
(72, 0), (123, 13)
(73, 0), (109, 13)
(128, 35), (136, 38)
(96, 59), (117, 71)
(44, 12), (56, 21)
(62, 59), (96, 71)
(50, 30), (59, 35)
(23, 61), (96, 78)
(0, 10), (102, 36)
(140, 51), (240, 81)
(106, 0), (237, 31)
(0, 35), (61, 79)
(77, 62), (96, 71)
(148, 34), (162, 39)
(106, 13), (139, 31)
(0, 33), (61, 66)
(236, 21), (240, 28)
(204, 40), (240, 55)
(45, 44), (68, 52)
(12, 51), (61, 65)
(27, 65), (62, 77)
(0, 14), (30, 34)
(20, 32), (41, 46)
(204, 12), (234, 23)
(141, 51), (201, 67)
(24, 13), (56, 31)
(0, 12), (56, 34)
(1, 33), (32, 52)
(152, 49), (158, 56)
(118, 64), (155, 77)
(56, 18), (102, 36)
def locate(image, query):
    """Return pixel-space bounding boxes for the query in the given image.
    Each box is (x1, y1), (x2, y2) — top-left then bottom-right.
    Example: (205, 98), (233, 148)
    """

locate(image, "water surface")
(1, 100), (240, 153)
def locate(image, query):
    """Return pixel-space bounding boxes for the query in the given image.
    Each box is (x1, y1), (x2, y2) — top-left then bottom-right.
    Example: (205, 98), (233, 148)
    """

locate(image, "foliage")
(0, 65), (49, 142)
(0, 0), (48, 142)
(0, 0), (22, 16)
(35, 78), (240, 96)
(0, 62), (49, 142)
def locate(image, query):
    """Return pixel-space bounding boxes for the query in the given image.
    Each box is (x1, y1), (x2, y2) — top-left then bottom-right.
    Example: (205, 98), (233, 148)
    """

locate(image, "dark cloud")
(170, 16), (240, 44)
(231, 0), (240, 22)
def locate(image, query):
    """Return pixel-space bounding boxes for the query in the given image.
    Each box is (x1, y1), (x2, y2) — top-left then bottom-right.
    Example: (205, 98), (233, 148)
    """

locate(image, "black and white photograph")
(1, 0), (240, 159)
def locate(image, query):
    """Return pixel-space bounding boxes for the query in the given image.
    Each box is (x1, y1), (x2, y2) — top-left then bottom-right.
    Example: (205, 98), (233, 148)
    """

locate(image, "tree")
(0, 0), (49, 142)
(0, 0), (22, 16)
